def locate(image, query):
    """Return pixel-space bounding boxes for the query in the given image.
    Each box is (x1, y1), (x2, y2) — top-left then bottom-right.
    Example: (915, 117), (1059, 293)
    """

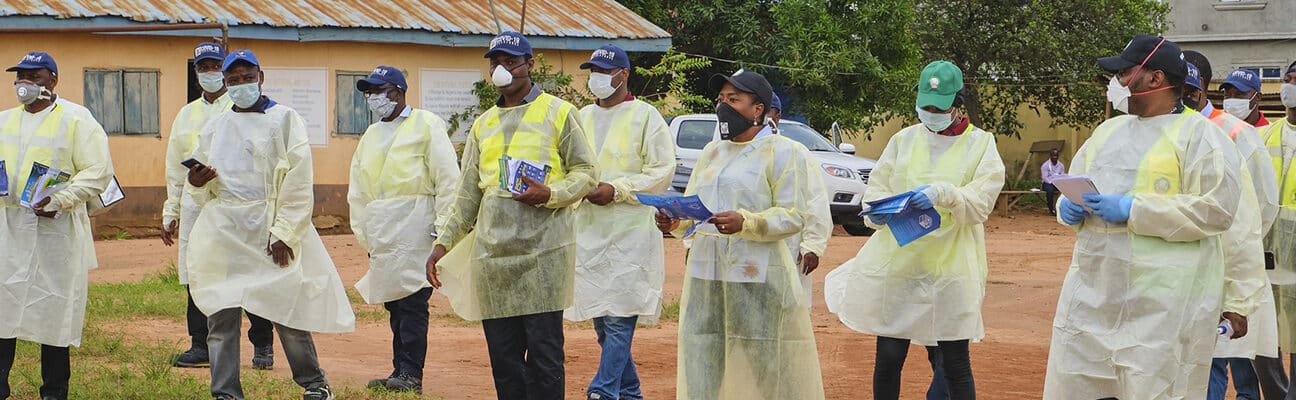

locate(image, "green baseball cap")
(915, 61), (964, 110)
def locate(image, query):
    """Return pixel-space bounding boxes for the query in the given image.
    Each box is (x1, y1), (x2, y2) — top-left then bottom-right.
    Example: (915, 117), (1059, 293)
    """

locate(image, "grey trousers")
(208, 308), (328, 399)
(1254, 353), (1293, 400)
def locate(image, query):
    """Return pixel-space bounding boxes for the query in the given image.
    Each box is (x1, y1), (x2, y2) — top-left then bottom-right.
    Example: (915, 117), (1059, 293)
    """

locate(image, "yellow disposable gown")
(672, 132), (825, 400)
(1259, 119), (1296, 350)
(564, 99), (674, 323)
(435, 92), (598, 321)
(785, 143), (831, 308)
(349, 108), (460, 304)
(1043, 111), (1242, 399)
(186, 102), (355, 333)
(162, 94), (232, 284)
(0, 103), (113, 346)
(824, 124), (1005, 344)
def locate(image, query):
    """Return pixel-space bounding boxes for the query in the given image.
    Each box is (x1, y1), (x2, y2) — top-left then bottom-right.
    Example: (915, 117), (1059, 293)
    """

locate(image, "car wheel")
(843, 223), (874, 236)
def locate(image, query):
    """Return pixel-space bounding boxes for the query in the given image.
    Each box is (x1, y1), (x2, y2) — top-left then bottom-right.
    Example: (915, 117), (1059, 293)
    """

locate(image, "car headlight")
(822, 164), (854, 179)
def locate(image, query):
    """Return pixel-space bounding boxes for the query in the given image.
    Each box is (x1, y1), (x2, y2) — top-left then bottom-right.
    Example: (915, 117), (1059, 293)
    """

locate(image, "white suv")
(666, 114), (877, 236)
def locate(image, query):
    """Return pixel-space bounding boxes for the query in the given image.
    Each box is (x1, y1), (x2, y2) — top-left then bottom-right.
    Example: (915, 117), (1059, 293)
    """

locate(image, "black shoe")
(214, 395), (236, 400)
(41, 396), (67, 400)
(384, 373), (422, 394)
(302, 385), (334, 400)
(252, 345), (273, 370)
(171, 347), (210, 368)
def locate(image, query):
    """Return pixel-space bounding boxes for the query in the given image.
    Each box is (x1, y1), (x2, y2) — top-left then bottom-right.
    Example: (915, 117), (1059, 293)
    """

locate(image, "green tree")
(914, 0), (1170, 137)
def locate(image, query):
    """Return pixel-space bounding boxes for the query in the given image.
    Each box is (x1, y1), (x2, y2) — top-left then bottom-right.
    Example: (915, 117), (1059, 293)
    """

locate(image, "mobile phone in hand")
(181, 158), (206, 170)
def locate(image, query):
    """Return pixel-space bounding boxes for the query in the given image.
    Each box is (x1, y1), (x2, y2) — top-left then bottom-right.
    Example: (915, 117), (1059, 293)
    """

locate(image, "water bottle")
(1219, 320), (1234, 337)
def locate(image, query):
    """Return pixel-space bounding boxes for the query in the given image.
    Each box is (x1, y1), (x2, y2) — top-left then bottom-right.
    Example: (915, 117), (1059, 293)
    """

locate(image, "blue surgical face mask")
(916, 106), (954, 132)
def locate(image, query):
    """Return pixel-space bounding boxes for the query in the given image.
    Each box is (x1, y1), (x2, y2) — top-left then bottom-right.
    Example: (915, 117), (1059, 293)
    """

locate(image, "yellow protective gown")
(824, 124), (1005, 345)
(0, 103), (113, 347)
(162, 94), (232, 285)
(785, 143), (831, 308)
(1043, 111), (1242, 399)
(1210, 113), (1277, 359)
(672, 132), (825, 400)
(1259, 119), (1296, 350)
(349, 108), (460, 304)
(564, 99), (674, 323)
(186, 101), (355, 333)
(435, 92), (598, 321)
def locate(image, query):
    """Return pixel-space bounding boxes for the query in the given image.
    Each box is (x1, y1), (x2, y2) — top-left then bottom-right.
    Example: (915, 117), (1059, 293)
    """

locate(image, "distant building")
(1165, 0), (1296, 117)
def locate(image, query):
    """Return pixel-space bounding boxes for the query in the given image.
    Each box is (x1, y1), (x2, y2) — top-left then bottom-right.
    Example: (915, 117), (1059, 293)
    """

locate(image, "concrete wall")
(1166, 0), (1296, 42)
(0, 32), (593, 235)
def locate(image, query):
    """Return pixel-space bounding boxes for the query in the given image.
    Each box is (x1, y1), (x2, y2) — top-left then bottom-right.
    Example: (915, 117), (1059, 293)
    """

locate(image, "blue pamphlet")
(636, 194), (714, 238)
(498, 156), (550, 195)
(0, 159), (7, 197)
(858, 187), (942, 246)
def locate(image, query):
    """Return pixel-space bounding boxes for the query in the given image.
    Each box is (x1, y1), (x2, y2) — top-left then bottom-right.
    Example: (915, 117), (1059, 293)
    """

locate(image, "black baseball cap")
(709, 69), (774, 109)
(1097, 34), (1186, 81)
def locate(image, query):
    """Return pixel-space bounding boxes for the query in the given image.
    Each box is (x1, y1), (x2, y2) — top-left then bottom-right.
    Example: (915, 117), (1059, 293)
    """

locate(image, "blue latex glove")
(1058, 197), (1089, 225)
(1083, 193), (1133, 223)
(910, 186), (934, 210)
(868, 214), (893, 225)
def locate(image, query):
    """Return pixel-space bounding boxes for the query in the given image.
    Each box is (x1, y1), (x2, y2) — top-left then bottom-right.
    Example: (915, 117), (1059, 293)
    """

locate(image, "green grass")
(6, 266), (443, 399)
(346, 287), (390, 323)
(660, 297), (681, 322)
(101, 230), (134, 240)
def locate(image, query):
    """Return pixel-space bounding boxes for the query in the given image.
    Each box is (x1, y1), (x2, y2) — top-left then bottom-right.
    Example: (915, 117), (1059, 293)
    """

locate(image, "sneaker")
(171, 347), (210, 368)
(213, 395), (236, 400)
(252, 346), (274, 370)
(302, 385), (334, 400)
(384, 373), (422, 394)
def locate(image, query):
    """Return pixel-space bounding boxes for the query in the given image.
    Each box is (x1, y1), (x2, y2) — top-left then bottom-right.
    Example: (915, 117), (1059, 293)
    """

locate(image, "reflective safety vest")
(1083, 110), (1196, 197)
(0, 105), (75, 208)
(1260, 120), (1296, 211)
(476, 93), (571, 189)
(1209, 109), (1249, 141)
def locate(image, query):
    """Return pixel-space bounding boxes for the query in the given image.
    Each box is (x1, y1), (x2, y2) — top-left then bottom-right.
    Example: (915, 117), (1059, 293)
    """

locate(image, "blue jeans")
(588, 316), (642, 400)
(1211, 357), (1261, 400)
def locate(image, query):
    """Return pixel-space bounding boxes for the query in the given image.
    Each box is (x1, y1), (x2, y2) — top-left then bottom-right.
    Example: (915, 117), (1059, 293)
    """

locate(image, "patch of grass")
(345, 288), (389, 323)
(102, 230), (134, 240)
(85, 267), (187, 323)
(660, 297), (682, 322)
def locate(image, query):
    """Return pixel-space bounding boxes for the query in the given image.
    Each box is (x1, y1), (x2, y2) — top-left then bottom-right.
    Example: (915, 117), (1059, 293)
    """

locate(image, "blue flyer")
(0, 159), (7, 197)
(636, 194), (714, 238)
(888, 207), (941, 246)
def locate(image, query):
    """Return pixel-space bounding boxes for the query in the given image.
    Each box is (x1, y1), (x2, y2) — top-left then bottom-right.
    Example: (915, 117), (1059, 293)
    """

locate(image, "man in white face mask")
(1044, 34), (1244, 399)
(163, 41), (278, 372)
(349, 65), (460, 394)
(0, 51), (114, 400)
(1221, 68), (1269, 128)
(1255, 63), (1296, 400)
(565, 44), (674, 400)
(186, 49), (355, 400)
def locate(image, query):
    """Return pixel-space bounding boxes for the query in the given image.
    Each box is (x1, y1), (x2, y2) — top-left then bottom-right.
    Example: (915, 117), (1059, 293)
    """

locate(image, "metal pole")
(488, 0), (504, 33)
(520, 0), (528, 34)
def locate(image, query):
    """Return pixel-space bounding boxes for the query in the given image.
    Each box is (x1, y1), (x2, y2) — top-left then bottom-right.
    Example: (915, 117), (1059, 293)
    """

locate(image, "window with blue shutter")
(336, 71), (371, 135)
(84, 69), (160, 135)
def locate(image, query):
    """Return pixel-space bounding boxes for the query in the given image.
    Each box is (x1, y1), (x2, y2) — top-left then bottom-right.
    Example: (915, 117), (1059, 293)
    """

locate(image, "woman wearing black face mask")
(654, 70), (826, 399)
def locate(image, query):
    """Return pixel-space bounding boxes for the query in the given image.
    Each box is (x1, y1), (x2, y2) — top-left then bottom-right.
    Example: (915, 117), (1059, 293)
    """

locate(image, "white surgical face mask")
(366, 92), (397, 117)
(491, 65), (515, 87)
(227, 82), (261, 109)
(198, 72), (225, 93)
(1281, 83), (1296, 109)
(1106, 76), (1132, 114)
(14, 81), (49, 105)
(587, 71), (621, 100)
(916, 107), (954, 132)
(1223, 95), (1256, 120)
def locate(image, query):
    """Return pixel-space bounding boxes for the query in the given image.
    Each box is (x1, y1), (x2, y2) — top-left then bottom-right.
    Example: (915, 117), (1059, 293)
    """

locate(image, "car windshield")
(777, 122), (838, 152)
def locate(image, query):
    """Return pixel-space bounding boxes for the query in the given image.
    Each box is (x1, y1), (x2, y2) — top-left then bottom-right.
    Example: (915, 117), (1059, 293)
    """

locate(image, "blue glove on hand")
(1058, 197), (1089, 225)
(1083, 193), (1133, 223)
(910, 185), (934, 210)
(868, 214), (893, 225)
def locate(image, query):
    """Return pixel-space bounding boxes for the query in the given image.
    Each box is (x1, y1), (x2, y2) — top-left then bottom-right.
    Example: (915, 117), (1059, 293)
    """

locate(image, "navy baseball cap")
(580, 45), (630, 70)
(484, 31), (532, 58)
(709, 69), (774, 110)
(6, 52), (57, 75)
(1097, 34), (1186, 81)
(771, 93), (783, 111)
(222, 49), (260, 72)
(1221, 68), (1262, 93)
(356, 66), (407, 92)
(1186, 62), (1203, 91)
(193, 42), (226, 64)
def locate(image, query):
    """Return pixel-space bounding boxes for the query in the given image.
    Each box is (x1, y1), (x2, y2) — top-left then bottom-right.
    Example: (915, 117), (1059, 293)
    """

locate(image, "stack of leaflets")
(498, 156), (550, 195)
(859, 188), (942, 246)
(636, 193), (714, 238)
(20, 162), (70, 209)
(0, 160), (8, 197)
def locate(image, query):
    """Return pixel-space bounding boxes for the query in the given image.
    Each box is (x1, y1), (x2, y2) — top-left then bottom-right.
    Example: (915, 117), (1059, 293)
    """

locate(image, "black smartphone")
(1266, 252), (1276, 271)
(181, 158), (206, 170)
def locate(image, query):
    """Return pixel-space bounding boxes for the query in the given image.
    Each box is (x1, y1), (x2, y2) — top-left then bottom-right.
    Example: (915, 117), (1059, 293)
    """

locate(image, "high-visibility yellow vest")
(0, 105), (75, 208)
(1260, 120), (1296, 211)
(475, 93), (571, 189)
(1083, 111), (1196, 197)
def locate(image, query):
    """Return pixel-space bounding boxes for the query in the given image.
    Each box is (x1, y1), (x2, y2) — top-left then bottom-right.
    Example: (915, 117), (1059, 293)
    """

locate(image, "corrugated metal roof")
(0, 0), (671, 40)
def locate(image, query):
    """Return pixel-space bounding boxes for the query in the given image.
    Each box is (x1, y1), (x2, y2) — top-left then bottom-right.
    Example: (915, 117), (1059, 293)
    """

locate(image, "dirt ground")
(89, 212), (1073, 399)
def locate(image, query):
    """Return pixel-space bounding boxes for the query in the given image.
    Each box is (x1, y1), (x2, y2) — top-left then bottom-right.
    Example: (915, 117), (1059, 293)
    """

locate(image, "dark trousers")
(875, 336), (975, 400)
(0, 338), (70, 400)
(385, 287), (432, 380)
(1043, 183), (1058, 214)
(186, 287), (274, 351)
(481, 311), (565, 400)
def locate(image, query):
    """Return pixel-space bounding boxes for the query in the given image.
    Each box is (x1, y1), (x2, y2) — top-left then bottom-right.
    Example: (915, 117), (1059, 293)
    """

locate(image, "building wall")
(1166, 0), (1296, 42)
(0, 32), (593, 234)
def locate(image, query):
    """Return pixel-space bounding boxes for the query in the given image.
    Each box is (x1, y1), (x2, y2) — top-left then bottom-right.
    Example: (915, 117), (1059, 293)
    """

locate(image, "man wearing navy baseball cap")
(1222, 68), (1269, 127)
(1044, 35), (1246, 399)
(0, 50), (114, 400)
(164, 41), (279, 373)
(567, 44), (674, 400)
(426, 30), (597, 400)
(350, 64), (460, 395)
(186, 49), (355, 400)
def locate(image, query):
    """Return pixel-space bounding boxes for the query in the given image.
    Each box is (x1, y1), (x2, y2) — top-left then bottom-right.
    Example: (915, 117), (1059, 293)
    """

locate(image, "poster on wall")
(260, 68), (329, 146)
(419, 69), (484, 143)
